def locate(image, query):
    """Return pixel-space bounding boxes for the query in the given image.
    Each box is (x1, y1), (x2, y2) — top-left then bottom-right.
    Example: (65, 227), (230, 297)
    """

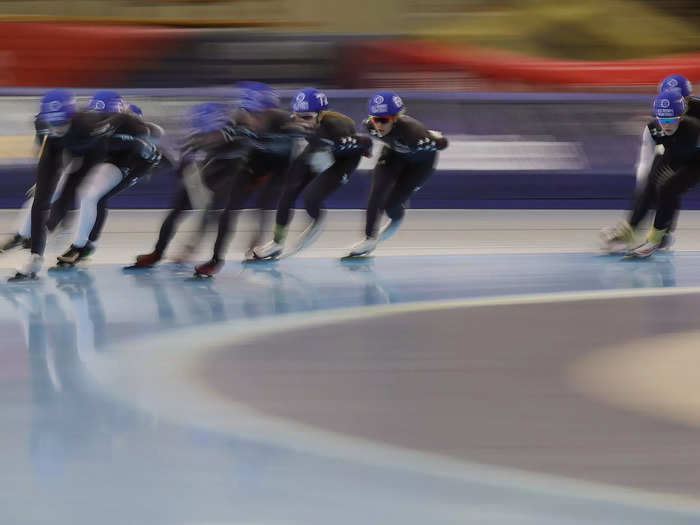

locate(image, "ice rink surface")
(3, 209), (700, 524)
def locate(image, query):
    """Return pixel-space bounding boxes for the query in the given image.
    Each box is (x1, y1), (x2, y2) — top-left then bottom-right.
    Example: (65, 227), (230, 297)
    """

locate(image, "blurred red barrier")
(0, 22), (180, 86)
(340, 39), (700, 89)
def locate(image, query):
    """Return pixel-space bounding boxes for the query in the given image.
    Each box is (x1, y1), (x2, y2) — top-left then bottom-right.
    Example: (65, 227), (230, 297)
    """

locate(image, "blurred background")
(0, 0), (700, 209)
(0, 0), (699, 89)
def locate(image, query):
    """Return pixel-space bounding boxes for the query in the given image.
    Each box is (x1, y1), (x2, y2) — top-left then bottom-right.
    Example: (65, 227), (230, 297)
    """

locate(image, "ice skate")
(124, 251), (162, 270)
(8, 253), (42, 282)
(250, 240), (284, 261)
(378, 217), (403, 241)
(600, 222), (634, 254)
(287, 218), (323, 257)
(344, 237), (378, 259)
(193, 258), (223, 278)
(55, 243), (95, 268)
(658, 232), (675, 251)
(624, 240), (661, 259)
(0, 233), (30, 253)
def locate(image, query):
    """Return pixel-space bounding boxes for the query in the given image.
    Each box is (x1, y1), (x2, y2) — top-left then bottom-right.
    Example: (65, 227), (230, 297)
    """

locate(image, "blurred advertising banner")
(1, 22), (700, 91)
(0, 23), (337, 87)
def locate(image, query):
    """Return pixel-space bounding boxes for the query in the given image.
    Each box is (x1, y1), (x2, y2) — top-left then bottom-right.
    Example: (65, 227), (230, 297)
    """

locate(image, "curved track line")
(86, 286), (700, 515)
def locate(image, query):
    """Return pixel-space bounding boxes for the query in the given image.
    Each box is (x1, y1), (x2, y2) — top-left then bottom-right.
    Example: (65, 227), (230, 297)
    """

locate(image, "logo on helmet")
(47, 101), (62, 111)
(296, 93), (306, 103)
(94, 100), (106, 110)
(661, 99), (671, 108)
(392, 95), (403, 108)
(373, 95), (384, 104)
(667, 78), (679, 88)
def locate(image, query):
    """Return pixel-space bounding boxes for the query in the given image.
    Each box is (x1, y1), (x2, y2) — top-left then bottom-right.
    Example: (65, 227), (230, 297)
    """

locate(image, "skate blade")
(341, 253), (374, 261)
(188, 272), (215, 281)
(7, 273), (39, 283)
(242, 256), (280, 264)
(49, 263), (78, 272)
(122, 264), (155, 271)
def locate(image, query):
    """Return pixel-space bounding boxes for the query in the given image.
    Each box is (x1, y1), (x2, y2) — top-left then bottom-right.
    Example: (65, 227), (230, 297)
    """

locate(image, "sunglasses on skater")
(370, 116), (396, 124)
(657, 116), (681, 125)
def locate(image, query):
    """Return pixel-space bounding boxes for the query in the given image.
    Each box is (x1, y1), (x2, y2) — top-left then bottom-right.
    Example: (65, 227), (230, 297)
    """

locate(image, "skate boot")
(251, 240), (283, 261)
(56, 243), (95, 267)
(378, 217), (403, 241)
(8, 253), (42, 282)
(194, 257), (223, 278)
(289, 218), (324, 256)
(658, 232), (675, 251)
(345, 236), (378, 258)
(127, 251), (162, 269)
(625, 240), (661, 259)
(0, 233), (30, 253)
(600, 221), (634, 254)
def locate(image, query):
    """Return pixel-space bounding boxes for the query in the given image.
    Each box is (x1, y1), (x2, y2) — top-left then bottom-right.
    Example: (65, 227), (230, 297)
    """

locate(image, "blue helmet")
(368, 91), (404, 117)
(237, 81), (279, 113)
(128, 103), (143, 117)
(188, 102), (229, 133)
(653, 90), (686, 118)
(290, 88), (329, 113)
(659, 74), (693, 97)
(88, 90), (126, 113)
(38, 88), (77, 125)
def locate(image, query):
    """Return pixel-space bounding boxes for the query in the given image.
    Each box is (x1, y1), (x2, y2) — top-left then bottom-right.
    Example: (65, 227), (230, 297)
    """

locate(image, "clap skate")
(193, 258), (223, 278)
(53, 243), (94, 269)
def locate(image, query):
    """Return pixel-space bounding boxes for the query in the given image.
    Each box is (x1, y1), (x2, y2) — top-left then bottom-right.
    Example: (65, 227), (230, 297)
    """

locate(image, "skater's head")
(189, 102), (229, 134)
(290, 88), (328, 129)
(659, 74), (693, 104)
(38, 88), (77, 137)
(367, 91), (404, 137)
(128, 103), (143, 118)
(237, 81), (279, 114)
(88, 90), (127, 114)
(654, 90), (686, 135)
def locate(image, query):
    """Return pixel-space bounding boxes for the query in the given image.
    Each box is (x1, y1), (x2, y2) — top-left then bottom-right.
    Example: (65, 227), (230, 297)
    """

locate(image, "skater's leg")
(653, 167), (699, 233)
(273, 156), (315, 243)
(627, 166), (699, 258)
(211, 171), (252, 262)
(364, 152), (404, 239)
(88, 175), (135, 244)
(46, 167), (85, 232)
(303, 154), (361, 221)
(382, 156), (436, 225)
(154, 185), (192, 255)
(248, 172), (283, 252)
(71, 163), (123, 249)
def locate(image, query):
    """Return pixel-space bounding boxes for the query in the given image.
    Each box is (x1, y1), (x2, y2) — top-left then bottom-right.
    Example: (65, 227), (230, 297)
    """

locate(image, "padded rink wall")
(2, 89), (699, 210)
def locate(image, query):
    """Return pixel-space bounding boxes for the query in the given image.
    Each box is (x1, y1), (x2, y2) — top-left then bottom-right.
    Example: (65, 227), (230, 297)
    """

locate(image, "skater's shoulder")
(686, 96), (700, 120)
(680, 114), (700, 130)
(319, 111), (355, 130)
(107, 111), (150, 136)
(261, 108), (295, 132)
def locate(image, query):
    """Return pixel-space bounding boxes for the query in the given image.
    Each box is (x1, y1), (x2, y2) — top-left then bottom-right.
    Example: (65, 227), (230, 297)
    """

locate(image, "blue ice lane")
(1, 253), (700, 525)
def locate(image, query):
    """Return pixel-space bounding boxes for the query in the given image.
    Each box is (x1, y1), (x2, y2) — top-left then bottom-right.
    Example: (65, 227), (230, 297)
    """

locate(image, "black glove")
(138, 139), (162, 166)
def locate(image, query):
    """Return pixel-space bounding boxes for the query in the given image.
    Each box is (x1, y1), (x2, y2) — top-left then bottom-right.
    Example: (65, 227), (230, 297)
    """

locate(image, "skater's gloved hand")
(428, 130), (448, 150)
(138, 139), (162, 166)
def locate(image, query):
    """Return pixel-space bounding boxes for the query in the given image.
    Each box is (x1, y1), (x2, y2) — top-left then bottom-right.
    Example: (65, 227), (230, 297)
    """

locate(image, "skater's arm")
(635, 126), (657, 184)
